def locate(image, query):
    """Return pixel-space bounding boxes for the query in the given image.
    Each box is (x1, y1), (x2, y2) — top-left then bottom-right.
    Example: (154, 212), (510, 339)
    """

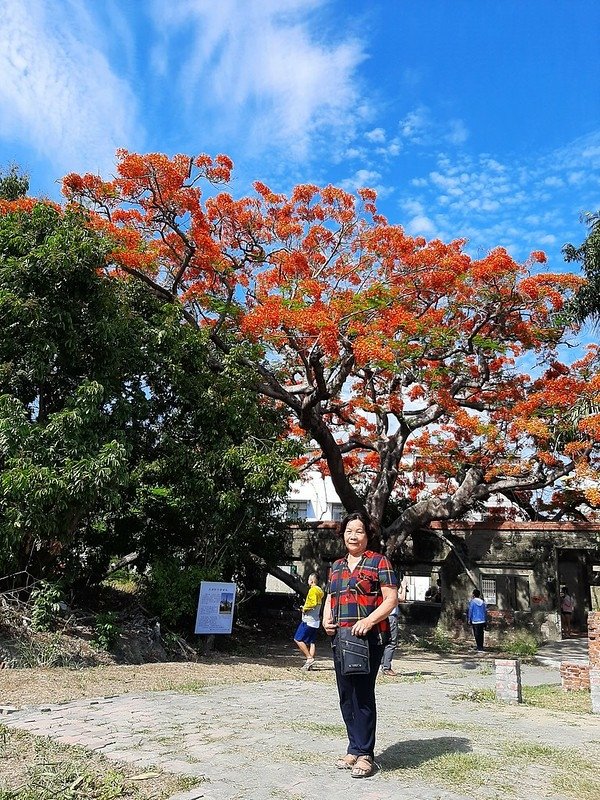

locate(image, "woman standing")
(322, 511), (398, 778)
(560, 586), (574, 637)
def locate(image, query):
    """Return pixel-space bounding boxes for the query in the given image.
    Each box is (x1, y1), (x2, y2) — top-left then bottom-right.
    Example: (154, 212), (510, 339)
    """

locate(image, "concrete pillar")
(591, 670), (600, 714)
(495, 658), (522, 704)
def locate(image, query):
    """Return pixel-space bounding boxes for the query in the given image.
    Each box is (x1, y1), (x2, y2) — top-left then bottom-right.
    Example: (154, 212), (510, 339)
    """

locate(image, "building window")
(481, 577), (497, 606)
(329, 503), (345, 521)
(286, 500), (308, 522)
(481, 574), (531, 611)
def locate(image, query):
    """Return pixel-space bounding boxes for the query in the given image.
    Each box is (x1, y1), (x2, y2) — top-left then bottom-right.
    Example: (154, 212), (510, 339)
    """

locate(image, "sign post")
(194, 581), (237, 635)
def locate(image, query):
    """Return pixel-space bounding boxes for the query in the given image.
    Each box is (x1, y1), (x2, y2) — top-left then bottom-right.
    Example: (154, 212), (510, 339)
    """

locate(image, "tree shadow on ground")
(378, 736), (472, 770)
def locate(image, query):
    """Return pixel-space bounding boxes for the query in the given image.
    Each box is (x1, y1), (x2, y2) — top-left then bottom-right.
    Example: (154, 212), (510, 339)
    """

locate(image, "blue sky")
(1, 0), (599, 267)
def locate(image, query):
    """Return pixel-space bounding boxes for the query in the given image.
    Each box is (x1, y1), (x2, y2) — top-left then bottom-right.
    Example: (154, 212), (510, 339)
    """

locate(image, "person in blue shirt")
(467, 589), (487, 652)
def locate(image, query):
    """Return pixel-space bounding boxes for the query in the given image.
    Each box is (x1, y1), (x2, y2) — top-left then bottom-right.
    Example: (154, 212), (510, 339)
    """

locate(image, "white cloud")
(152, 0), (366, 159)
(340, 168), (393, 199)
(406, 215), (436, 236)
(395, 131), (600, 263)
(582, 145), (600, 159)
(398, 106), (430, 142)
(401, 198), (427, 217)
(446, 119), (469, 145)
(0, 0), (140, 174)
(344, 147), (365, 160)
(398, 106), (470, 149)
(382, 140), (402, 156)
(365, 127), (386, 143)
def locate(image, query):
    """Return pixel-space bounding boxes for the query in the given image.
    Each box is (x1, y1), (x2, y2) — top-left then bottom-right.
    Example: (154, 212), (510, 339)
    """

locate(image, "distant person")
(560, 586), (574, 638)
(293, 573), (324, 670)
(426, 579), (442, 603)
(380, 585), (402, 677)
(467, 588), (487, 652)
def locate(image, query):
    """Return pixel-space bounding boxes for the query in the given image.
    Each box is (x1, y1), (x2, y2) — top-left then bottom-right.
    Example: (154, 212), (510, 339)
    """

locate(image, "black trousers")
(333, 640), (384, 758)
(472, 623), (485, 650)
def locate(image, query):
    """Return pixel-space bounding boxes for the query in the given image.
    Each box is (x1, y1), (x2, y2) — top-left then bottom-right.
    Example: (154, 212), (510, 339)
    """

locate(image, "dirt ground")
(0, 654), (304, 707)
(0, 637), (528, 709)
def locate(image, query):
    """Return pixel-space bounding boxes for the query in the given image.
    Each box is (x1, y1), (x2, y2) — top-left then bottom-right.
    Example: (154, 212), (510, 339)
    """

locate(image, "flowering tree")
(62, 151), (600, 558)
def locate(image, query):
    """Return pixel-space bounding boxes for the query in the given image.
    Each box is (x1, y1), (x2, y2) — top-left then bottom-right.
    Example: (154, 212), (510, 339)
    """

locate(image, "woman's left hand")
(351, 618), (374, 637)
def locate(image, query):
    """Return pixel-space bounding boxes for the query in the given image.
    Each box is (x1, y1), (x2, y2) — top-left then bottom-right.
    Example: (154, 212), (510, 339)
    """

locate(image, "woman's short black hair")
(338, 510), (380, 549)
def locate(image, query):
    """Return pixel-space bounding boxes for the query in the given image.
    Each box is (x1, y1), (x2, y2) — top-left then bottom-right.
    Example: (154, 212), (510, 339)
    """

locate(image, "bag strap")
(333, 554), (366, 625)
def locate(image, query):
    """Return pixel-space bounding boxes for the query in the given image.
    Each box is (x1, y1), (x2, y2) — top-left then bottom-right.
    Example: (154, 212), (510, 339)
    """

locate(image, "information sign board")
(194, 581), (237, 634)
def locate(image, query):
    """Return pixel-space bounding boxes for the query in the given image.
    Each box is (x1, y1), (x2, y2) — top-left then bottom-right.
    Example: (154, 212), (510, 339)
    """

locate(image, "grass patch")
(411, 718), (483, 734)
(288, 720), (346, 738)
(522, 684), (592, 714)
(381, 735), (598, 797)
(380, 737), (501, 789)
(552, 764), (600, 800)
(0, 725), (201, 799)
(270, 745), (322, 766)
(416, 630), (457, 654)
(453, 688), (495, 703)
(498, 630), (540, 658)
(11, 636), (81, 669)
(503, 741), (564, 761)
(421, 751), (498, 787)
(454, 684), (592, 713)
(162, 679), (210, 694)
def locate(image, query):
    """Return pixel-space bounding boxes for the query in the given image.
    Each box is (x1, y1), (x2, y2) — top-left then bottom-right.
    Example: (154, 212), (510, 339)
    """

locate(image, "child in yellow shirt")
(293, 573), (324, 670)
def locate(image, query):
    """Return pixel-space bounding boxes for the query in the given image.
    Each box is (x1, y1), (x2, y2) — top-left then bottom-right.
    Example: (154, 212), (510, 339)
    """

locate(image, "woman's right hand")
(322, 617), (337, 636)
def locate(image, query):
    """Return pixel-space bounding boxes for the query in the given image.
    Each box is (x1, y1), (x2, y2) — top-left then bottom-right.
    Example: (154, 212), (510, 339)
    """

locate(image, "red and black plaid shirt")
(327, 550), (397, 640)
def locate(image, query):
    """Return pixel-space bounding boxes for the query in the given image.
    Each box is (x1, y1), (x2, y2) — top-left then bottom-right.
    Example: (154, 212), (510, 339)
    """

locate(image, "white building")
(284, 471), (345, 523)
(270, 470), (524, 600)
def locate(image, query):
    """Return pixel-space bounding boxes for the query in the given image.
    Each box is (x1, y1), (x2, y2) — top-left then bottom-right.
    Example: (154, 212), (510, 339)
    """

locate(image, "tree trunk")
(248, 552), (308, 598)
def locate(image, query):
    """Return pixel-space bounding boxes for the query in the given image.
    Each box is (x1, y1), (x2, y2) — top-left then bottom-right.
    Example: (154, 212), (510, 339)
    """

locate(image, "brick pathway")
(3, 657), (600, 800)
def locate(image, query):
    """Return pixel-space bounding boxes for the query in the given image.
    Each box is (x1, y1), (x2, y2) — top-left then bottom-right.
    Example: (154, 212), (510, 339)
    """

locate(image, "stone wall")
(282, 520), (600, 643)
(431, 521), (600, 641)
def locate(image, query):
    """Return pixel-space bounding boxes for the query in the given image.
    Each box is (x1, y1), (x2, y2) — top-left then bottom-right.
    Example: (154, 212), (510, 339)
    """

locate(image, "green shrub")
(417, 628), (455, 653)
(29, 582), (63, 632)
(93, 611), (120, 650)
(14, 635), (75, 668)
(103, 567), (140, 593)
(500, 630), (539, 657)
(143, 558), (220, 629)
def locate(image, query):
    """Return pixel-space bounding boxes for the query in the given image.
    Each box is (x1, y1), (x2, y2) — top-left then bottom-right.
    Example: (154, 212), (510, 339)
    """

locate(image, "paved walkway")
(3, 653), (599, 800)
(535, 636), (590, 667)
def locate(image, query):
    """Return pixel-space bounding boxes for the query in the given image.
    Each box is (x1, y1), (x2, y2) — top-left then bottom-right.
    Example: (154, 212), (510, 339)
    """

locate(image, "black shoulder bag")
(334, 561), (371, 676)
